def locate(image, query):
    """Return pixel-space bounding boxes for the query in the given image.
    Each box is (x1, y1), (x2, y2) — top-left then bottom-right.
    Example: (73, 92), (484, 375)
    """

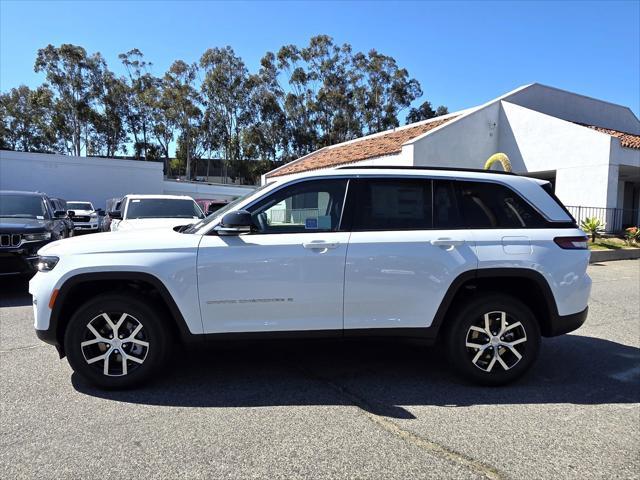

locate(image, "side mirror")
(97, 209), (106, 217)
(54, 210), (66, 218)
(108, 210), (122, 219)
(67, 210), (75, 217)
(217, 210), (253, 235)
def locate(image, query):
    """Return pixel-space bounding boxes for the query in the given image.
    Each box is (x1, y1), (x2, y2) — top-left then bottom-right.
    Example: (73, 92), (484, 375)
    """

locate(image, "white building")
(265, 83), (640, 230)
(0, 150), (255, 209)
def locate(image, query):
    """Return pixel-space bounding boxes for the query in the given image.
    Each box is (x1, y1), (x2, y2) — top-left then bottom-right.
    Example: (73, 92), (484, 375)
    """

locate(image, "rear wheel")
(446, 294), (541, 386)
(64, 294), (170, 389)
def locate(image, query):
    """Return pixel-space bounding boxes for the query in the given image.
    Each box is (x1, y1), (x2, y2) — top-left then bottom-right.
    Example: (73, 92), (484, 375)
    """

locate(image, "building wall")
(0, 150), (255, 209)
(498, 101), (619, 208)
(505, 83), (640, 135)
(410, 102), (500, 168)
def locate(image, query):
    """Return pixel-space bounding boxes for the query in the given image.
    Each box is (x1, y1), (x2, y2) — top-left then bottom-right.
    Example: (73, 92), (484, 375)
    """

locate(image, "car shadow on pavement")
(0, 277), (32, 307)
(73, 334), (640, 418)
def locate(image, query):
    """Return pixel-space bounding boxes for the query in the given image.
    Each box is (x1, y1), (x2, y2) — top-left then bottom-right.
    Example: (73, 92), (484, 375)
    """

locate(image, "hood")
(38, 229), (202, 256)
(118, 218), (198, 231)
(0, 217), (49, 233)
(70, 209), (95, 216)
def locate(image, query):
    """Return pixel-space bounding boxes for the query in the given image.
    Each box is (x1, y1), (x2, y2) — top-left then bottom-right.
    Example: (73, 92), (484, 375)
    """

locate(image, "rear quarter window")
(458, 181), (547, 228)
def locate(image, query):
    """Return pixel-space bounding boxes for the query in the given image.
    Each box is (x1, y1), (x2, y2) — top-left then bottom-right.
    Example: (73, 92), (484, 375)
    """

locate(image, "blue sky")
(1, 0), (639, 117)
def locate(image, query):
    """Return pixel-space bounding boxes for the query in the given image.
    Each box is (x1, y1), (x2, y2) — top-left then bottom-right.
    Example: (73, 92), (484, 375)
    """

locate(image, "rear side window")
(353, 179), (432, 230)
(458, 181), (546, 228)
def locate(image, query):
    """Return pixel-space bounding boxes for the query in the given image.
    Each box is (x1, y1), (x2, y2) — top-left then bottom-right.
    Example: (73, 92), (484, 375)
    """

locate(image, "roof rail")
(335, 165), (517, 176)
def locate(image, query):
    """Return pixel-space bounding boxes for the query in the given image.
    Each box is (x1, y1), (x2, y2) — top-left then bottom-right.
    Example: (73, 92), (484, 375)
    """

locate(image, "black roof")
(335, 165), (517, 176)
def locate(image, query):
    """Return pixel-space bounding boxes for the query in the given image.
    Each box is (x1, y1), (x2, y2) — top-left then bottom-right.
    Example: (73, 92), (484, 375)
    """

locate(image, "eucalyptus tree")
(90, 70), (129, 157)
(0, 84), (58, 152)
(119, 49), (156, 158)
(200, 46), (254, 181)
(353, 49), (422, 133)
(162, 60), (201, 179)
(34, 44), (105, 156)
(405, 101), (449, 124)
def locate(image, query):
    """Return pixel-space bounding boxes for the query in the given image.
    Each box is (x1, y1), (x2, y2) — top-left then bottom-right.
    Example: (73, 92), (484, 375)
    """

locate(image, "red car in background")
(195, 198), (230, 216)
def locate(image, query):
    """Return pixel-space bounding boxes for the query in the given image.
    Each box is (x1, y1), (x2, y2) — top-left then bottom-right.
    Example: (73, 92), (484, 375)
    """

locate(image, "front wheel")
(446, 294), (541, 386)
(64, 294), (170, 389)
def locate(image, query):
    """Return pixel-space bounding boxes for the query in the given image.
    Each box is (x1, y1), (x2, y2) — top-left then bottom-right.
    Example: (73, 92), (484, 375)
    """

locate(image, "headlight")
(36, 256), (59, 272)
(90, 213), (98, 218)
(23, 232), (51, 242)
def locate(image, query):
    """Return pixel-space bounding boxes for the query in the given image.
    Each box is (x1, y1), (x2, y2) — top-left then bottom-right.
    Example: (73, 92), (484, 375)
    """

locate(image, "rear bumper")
(547, 306), (588, 337)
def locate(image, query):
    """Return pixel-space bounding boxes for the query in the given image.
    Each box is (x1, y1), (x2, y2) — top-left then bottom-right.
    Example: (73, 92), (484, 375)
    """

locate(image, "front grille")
(0, 234), (21, 247)
(71, 216), (91, 223)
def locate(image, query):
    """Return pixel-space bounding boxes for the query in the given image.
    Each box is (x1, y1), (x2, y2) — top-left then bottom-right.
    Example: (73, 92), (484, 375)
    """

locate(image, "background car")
(0, 190), (70, 276)
(102, 197), (123, 232)
(49, 198), (74, 238)
(109, 194), (204, 231)
(195, 198), (230, 216)
(66, 201), (101, 233)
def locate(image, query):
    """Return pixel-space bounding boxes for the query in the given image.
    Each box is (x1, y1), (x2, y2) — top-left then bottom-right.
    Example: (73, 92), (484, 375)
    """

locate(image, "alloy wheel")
(464, 310), (527, 373)
(81, 312), (149, 376)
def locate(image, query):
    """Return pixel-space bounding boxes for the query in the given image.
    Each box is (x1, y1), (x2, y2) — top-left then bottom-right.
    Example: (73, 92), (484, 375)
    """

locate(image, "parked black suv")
(0, 191), (71, 276)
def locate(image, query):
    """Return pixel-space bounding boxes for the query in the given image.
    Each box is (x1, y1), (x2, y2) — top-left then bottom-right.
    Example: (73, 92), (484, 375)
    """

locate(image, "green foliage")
(580, 217), (606, 242)
(2, 37), (447, 184)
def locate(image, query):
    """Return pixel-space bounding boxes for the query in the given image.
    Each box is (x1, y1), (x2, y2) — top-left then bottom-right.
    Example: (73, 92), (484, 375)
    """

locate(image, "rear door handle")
(430, 238), (465, 247)
(303, 241), (340, 250)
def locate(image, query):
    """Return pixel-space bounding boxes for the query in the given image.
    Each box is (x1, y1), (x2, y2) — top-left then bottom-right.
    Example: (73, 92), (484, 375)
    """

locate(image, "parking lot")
(1, 260), (638, 479)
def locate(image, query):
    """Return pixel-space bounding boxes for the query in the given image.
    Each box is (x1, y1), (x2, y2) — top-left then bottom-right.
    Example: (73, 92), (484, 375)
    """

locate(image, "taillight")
(554, 236), (588, 250)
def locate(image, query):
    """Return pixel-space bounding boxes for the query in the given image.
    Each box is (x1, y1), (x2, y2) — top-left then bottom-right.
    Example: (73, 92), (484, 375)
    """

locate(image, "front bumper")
(547, 306), (589, 337)
(0, 246), (46, 275)
(73, 222), (99, 231)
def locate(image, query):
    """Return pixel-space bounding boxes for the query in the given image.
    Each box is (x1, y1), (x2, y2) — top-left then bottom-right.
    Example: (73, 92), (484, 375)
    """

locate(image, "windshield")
(125, 198), (203, 219)
(0, 194), (48, 219)
(185, 183), (273, 233)
(67, 202), (93, 211)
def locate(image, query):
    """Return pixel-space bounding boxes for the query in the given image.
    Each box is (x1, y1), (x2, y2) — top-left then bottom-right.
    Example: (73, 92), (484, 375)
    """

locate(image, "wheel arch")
(50, 271), (200, 356)
(433, 268), (559, 339)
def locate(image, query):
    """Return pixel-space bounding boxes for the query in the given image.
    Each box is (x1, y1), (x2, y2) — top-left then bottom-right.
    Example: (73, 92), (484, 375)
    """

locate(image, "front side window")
(458, 181), (546, 228)
(249, 179), (348, 234)
(353, 179), (432, 230)
(125, 198), (204, 219)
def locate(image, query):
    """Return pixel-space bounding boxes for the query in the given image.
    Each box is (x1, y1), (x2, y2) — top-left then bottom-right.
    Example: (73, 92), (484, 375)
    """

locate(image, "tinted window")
(433, 180), (462, 229)
(249, 179), (347, 234)
(125, 198), (203, 219)
(354, 179), (432, 230)
(458, 181), (546, 228)
(0, 194), (48, 219)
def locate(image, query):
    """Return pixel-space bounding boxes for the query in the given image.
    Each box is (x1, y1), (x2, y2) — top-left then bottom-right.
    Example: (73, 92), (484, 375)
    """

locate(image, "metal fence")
(566, 206), (639, 233)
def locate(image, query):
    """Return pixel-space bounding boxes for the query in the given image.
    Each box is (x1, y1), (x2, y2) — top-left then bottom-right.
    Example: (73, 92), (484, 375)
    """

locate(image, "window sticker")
(132, 199), (141, 203)
(36, 216), (44, 220)
(305, 218), (318, 229)
(317, 215), (331, 230)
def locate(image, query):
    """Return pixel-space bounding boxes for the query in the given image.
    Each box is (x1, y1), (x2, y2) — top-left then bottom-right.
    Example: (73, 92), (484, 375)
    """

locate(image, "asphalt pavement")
(1, 260), (638, 479)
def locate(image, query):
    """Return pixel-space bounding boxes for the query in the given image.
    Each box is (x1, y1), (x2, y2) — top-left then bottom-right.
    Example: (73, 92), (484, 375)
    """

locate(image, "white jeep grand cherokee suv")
(30, 167), (591, 388)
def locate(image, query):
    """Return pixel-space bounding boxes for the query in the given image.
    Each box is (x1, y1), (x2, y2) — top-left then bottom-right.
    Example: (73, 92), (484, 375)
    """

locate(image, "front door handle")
(430, 238), (465, 247)
(303, 241), (340, 250)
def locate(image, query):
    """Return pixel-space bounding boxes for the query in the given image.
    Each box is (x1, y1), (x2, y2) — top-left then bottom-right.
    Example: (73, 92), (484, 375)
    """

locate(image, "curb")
(589, 248), (640, 263)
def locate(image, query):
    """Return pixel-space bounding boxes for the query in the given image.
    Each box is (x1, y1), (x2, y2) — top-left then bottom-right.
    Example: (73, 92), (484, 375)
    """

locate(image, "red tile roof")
(267, 117), (455, 178)
(580, 124), (640, 149)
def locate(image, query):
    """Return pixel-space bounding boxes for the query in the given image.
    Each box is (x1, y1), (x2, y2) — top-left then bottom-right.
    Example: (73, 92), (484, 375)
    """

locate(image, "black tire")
(445, 294), (541, 386)
(64, 293), (170, 389)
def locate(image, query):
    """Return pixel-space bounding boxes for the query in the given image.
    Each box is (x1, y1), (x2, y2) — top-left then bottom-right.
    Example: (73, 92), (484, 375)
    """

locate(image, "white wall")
(0, 150), (162, 210)
(162, 179), (254, 201)
(0, 150), (257, 209)
(505, 83), (640, 135)
(410, 102), (500, 168)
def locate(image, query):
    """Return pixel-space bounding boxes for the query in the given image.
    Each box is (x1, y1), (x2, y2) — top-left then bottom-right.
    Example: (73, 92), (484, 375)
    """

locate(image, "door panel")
(344, 230), (477, 330)
(197, 232), (349, 333)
